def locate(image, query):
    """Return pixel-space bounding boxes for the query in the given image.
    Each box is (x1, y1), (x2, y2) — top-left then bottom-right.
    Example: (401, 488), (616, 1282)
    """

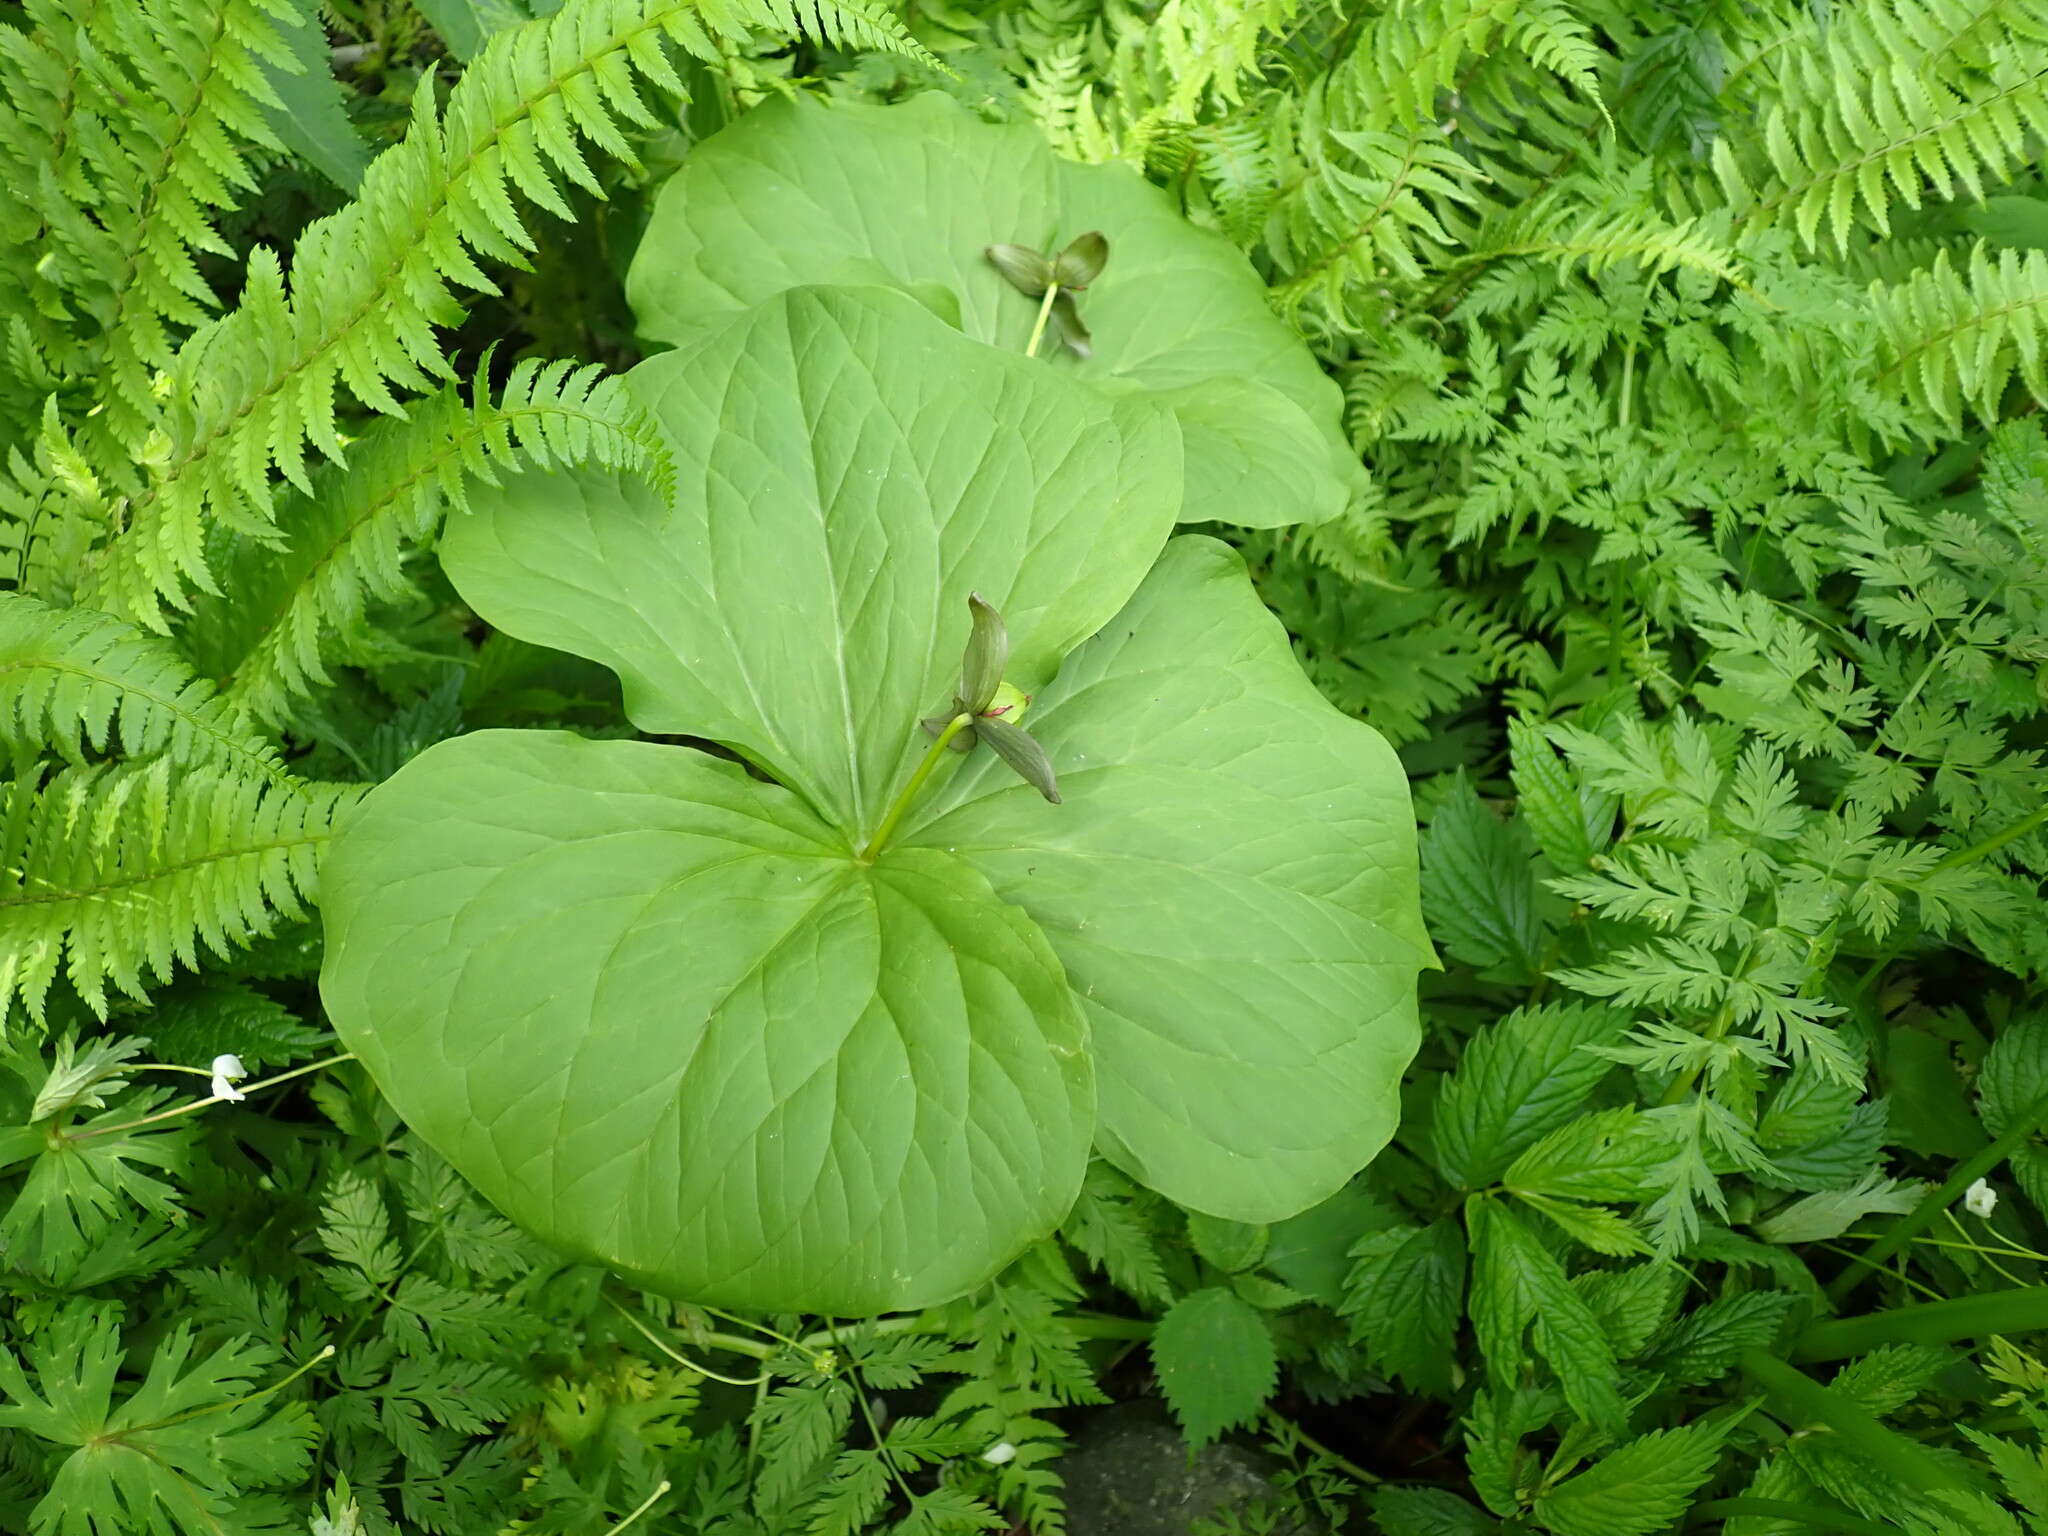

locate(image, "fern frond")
(0, 396), (120, 604)
(1869, 242), (2048, 432)
(1713, 0), (2048, 253)
(181, 358), (671, 727)
(0, 593), (283, 777)
(1350, 0), (1607, 132)
(755, 0), (938, 59)
(75, 0), (879, 631)
(0, 0), (302, 458)
(1268, 120), (1484, 310)
(0, 760), (362, 1023)
(1444, 188), (1748, 303)
(1052, 0), (1303, 167)
(80, 0), (300, 452)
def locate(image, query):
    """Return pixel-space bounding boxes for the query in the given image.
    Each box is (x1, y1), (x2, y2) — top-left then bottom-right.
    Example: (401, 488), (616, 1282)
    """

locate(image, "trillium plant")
(319, 99), (1431, 1316)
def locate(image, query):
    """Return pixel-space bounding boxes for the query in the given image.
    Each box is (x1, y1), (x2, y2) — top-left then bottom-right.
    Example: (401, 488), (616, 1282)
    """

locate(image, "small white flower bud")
(210, 1054), (249, 1103)
(1965, 1178), (1997, 1218)
(980, 1441), (1017, 1465)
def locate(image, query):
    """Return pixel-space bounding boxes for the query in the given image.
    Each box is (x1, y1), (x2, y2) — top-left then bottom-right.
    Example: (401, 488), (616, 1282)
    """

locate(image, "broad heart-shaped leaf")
(624, 92), (1363, 530)
(441, 285), (1181, 845)
(320, 735), (1090, 1314)
(906, 537), (1434, 1221)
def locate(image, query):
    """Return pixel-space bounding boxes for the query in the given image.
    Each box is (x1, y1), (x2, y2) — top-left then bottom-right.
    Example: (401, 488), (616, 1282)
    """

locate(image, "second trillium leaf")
(626, 93), (1367, 528)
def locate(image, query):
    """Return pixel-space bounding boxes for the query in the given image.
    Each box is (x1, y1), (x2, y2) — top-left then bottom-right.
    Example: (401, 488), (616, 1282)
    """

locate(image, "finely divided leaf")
(0, 1309), (317, 1536)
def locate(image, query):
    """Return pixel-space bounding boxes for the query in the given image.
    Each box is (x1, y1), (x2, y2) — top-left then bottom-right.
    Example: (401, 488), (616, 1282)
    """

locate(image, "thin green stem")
(1826, 1085), (2048, 1304)
(1797, 1286), (2048, 1362)
(1262, 1409), (1381, 1486)
(860, 714), (972, 863)
(139, 1345), (335, 1433)
(1024, 282), (1060, 358)
(1930, 798), (2048, 872)
(607, 1298), (774, 1385)
(609, 1479), (671, 1534)
(69, 1053), (356, 1141)
(1688, 1500), (1894, 1536)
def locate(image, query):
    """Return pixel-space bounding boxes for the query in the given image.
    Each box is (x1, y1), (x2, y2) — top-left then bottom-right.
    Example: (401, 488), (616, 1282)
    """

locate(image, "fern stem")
(1746, 61), (2048, 233)
(67, 1051), (355, 1140)
(0, 652), (282, 781)
(88, 0), (238, 429)
(0, 827), (332, 907)
(221, 393), (648, 710)
(860, 713), (972, 862)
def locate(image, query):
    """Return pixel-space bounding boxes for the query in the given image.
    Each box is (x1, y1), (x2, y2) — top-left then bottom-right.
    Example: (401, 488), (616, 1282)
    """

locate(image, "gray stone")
(1059, 1401), (1297, 1536)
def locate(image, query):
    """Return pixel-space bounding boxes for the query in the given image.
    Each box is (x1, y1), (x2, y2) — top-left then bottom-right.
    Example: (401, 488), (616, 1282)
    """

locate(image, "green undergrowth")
(4, 0), (2048, 1533)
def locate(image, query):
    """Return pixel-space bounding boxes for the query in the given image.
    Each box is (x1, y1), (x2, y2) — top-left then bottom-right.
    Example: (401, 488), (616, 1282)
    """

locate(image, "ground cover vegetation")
(1, 0), (2047, 1534)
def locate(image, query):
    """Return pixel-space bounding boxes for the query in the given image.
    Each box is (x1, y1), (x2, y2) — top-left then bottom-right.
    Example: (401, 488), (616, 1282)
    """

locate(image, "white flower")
(210, 1054), (249, 1103)
(1966, 1178), (1998, 1218)
(980, 1441), (1017, 1466)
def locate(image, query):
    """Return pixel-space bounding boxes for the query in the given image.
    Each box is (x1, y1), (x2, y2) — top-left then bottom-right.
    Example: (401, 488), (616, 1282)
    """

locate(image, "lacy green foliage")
(0, 1307), (320, 1536)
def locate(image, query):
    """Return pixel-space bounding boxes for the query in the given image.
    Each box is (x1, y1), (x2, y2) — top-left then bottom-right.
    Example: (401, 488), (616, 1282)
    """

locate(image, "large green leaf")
(320, 734), (1089, 1313)
(440, 285), (1179, 844)
(909, 537), (1431, 1220)
(322, 284), (1425, 1312)
(624, 92), (1362, 530)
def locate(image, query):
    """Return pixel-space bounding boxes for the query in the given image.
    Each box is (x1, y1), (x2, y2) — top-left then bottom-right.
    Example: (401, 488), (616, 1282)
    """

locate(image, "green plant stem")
(68, 1053), (356, 1141)
(609, 1479), (671, 1534)
(1688, 1500), (1894, 1535)
(1825, 1084), (2048, 1304)
(860, 713), (972, 862)
(608, 1299), (772, 1385)
(1263, 1409), (1381, 1485)
(1930, 797), (2048, 872)
(141, 1344), (336, 1432)
(1739, 1350), (1973, 1496)
(1024, 282), (1060, 358)
(1797, 1286), (2048, 1362)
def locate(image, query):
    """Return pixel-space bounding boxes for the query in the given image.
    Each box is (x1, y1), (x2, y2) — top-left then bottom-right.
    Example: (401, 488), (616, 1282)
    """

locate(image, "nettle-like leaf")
(623, 92), (1365, 530)
(319, 285), (1428, 1314)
